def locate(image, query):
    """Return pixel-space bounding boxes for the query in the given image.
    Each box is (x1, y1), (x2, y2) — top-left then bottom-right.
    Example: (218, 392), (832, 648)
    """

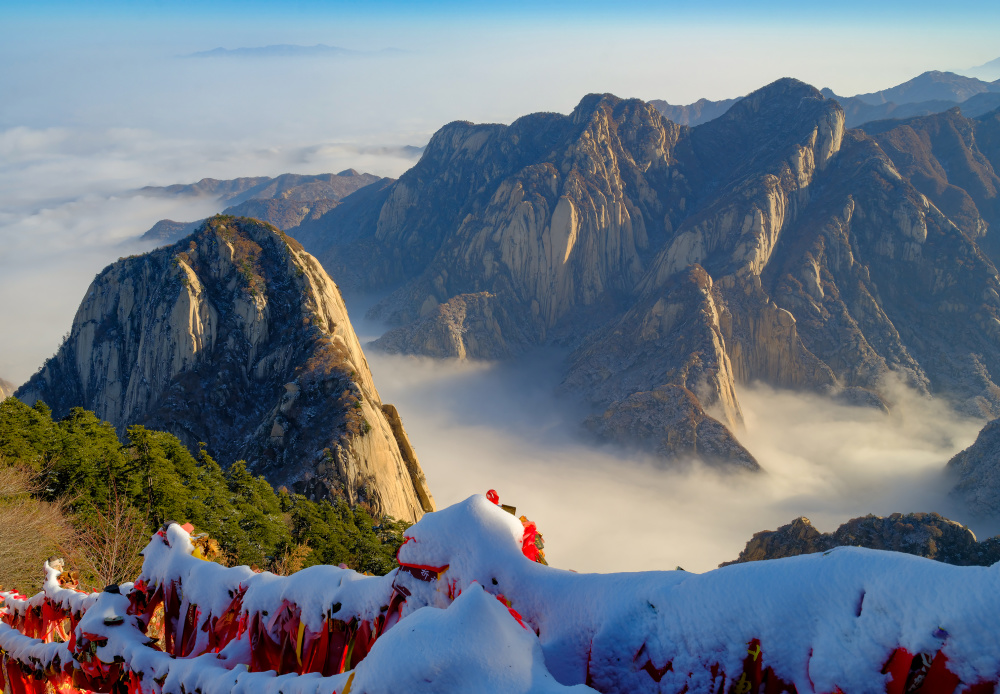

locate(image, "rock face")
(16, 216), (434, 523)
(141, 171), (388, 246)
(293, 79), (1000, 468)
(861, 107), (1000, 258)
(723, 513), (1000, 567)
(0, 378), (15, 401)
(947, 418), (1000, 515)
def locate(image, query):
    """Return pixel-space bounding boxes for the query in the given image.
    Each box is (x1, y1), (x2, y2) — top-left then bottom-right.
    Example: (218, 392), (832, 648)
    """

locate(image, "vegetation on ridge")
(0, 397), (408, 593)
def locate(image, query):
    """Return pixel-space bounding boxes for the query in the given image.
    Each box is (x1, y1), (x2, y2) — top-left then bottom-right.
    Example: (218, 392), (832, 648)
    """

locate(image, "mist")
(360, 344), (987, 574)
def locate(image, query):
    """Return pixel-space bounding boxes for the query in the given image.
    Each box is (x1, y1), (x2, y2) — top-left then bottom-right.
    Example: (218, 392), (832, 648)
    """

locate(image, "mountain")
(850, 71), (1000, 106)
(140, 171), (387, 246)
(649, 72), (1000, 133)
(948, 418), (1000, 516)
(0, 378), (14, 401)
(859, 107), (1000, 255)
(822, 89), (1000, 129)
(293, 78), (1000, 467)
(723, 513), (1000, 567)
(143, 219), (203, 245)
(15, 216), (434, 522)
(964, 56), (1000, 82)
(648, 97), (741, 127)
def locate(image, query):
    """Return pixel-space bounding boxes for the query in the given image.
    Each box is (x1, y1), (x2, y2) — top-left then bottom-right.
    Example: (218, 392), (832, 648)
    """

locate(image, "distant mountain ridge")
(0, 378), (14, 401)
(963, 56), (1000, 82)
(849, 70), (1000, 106)
(17, 216), (434, 522)
(141, 170), (388, 245)
(647, 97), (740, 126)
(652, 70), (1000, 129)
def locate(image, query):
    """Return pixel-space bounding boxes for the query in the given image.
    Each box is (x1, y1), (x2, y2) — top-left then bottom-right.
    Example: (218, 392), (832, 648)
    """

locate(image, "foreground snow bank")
(1, 493), (998, 694)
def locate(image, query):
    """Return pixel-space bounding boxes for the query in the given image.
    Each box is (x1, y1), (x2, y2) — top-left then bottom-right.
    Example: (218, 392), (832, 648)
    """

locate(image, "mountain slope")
(294, 79), (1000, 466)
(0, 378), (14, 401)
(948, 418), (1000, 515)
(140, 170), (387, 246)
(860, 107), (1000, 253)
(16, 216), (434, 522)
(964, 56), (1000, 82)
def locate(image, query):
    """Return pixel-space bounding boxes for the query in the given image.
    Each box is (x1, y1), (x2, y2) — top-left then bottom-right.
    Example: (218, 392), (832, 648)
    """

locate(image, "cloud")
(360, 346), (988, 575)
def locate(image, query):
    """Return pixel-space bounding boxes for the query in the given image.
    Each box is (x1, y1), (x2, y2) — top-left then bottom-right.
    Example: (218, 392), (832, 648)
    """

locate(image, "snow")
(1, 493), (998, 693)
(349, 584), (593, 694)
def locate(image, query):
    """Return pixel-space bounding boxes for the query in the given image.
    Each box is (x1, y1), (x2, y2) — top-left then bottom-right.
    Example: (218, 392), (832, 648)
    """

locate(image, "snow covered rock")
(1, 494), (998, 694)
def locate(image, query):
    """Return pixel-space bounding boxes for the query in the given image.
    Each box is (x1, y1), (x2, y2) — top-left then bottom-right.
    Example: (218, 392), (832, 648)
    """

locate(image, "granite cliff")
(294, 78), (1000, 468)
(0, 378), (14, 401)
(723, 513), (1000, 567)
(16, 216), (434, 522)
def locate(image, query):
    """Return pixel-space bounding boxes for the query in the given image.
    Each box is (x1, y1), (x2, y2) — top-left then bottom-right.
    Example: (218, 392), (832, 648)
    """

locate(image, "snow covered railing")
(1, 493), (999, 693)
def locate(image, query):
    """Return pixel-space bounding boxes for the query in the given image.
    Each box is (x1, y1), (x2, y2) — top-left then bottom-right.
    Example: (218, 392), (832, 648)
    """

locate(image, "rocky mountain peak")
(17, 216), (434, 522)
(0, 378), (14, 401)
(688, 77), (844, 188)
(723, 513), (1000, 567)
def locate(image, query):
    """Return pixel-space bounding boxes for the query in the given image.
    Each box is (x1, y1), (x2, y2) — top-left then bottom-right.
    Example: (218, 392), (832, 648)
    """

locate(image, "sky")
(1, 0), (999, 569)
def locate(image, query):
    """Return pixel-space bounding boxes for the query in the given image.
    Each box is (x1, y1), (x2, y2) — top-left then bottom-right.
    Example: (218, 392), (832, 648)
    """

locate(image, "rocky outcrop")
(585, 385), (758, 469)
(948, 418), (1000, 516)
(293, 79), (1000, 468)
(0, 378), (15, 401)
(16, 216), (433, 523)
(373, 292), (528, 360)
(723, 513), (1000, 567)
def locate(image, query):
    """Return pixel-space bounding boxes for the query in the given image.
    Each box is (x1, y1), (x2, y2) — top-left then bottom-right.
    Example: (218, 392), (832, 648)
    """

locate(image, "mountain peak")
(17, 215), (434, 522)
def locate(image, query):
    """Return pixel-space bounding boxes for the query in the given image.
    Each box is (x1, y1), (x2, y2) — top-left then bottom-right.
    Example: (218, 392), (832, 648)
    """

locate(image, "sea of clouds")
(360, 346), (989, 574)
